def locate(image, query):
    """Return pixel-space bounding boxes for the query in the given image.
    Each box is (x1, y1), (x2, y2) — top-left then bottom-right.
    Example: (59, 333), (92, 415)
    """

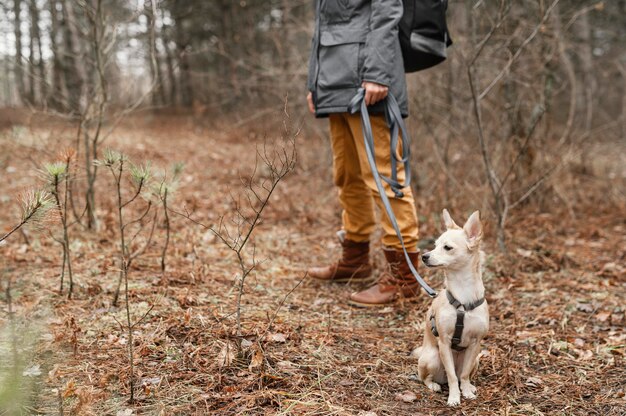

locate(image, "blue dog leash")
(348, 88), (437, 298)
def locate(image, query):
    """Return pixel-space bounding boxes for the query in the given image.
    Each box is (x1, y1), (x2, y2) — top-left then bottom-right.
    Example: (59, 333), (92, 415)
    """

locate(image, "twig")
(258, 272), (308, 344)
(478, 0), (560, 100)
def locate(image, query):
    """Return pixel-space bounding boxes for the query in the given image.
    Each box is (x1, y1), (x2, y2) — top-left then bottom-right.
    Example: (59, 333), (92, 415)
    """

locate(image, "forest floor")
(0, 109), (625, 415)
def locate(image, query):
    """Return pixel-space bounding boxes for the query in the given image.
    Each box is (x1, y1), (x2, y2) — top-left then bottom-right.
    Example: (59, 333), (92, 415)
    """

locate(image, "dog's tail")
(410, 346), (423, 360)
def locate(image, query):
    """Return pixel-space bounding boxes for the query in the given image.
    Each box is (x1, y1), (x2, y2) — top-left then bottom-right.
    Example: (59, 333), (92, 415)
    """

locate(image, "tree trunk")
(49, 0), (68, 110)
(578, 12), (594, 135)
(144, 0), (166, 105)
(2, 29), (14, 105)
(13, 0), (26, 104)
(60, 0), (87, 114)
(29, 0), (47, 107)
(172, 3), (192, 107)
(27, 0), (36, 104)
(161, 22), (177, 106)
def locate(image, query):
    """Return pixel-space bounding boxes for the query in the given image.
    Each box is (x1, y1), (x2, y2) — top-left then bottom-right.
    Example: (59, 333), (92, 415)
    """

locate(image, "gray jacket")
(307, 0), (409, 117)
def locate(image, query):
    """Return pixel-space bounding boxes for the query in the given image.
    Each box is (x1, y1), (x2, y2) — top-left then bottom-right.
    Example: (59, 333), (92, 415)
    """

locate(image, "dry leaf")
(600, 262), (619, 274)
(141, 377), (161, 386)
(47, 364), (61, 382)
(395, 390), (417, 403)
(202, 230), (217, 243)
(595, 311), (610, 322)
(515, 331), (537, 343)
(576, 303), (593, 313)
(271, 333), (287, 343)
(217, 343), (236, 368)
(525, 376), (543, 387)
(313, 298), (332, 307)
(249, 347), (264, 370)
(276, 360), (297, 373)
(62, 380), (76, 398)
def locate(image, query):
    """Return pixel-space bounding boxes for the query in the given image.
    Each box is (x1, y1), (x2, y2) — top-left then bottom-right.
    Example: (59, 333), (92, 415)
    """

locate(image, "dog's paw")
(461, 382), (477, 399)
(447, 392), (461, 407)
(425, 381), (441, 392)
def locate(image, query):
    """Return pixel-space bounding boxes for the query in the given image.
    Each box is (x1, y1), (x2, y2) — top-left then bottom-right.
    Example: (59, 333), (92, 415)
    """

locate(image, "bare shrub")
(96, 149), (155, 403)
(172, 106), (298, 338)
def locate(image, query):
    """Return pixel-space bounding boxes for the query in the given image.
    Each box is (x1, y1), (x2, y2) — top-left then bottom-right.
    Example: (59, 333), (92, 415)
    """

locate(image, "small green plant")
(152, 162), (184, 277)
(42, 149), (76, 298)
(0, 190), (54, 244)
(96, 149), (155, 403)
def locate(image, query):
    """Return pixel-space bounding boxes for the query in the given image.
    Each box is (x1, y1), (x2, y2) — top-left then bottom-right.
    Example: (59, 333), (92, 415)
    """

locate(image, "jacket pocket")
(318, 43), (360, 89)
(317, 28), (367, 90)
(321, 0), (354, 24)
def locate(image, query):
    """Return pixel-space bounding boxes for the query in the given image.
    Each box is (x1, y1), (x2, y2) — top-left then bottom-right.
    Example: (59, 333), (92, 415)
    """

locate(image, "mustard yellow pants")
(329, 112), (418, 251)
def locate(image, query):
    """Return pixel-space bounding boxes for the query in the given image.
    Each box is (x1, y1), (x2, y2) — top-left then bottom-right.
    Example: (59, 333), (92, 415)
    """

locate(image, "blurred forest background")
(0, 0), (625, 414)
(0, 0), (624, 226)
(0, 0), (624, 120)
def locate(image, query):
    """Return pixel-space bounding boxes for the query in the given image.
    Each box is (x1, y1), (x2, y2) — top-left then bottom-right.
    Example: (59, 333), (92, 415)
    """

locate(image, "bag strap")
(348, 88), (437, 298)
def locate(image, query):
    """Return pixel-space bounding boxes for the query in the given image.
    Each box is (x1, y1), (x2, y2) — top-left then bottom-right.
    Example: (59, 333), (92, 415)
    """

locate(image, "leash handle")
(348, 89), (437, 298)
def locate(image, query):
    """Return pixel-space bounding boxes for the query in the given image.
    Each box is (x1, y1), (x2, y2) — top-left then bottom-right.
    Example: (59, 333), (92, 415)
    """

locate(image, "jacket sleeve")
(307, 36), (318, 92)
(307, 0), (321, 92)
(362, 0), (403, 87)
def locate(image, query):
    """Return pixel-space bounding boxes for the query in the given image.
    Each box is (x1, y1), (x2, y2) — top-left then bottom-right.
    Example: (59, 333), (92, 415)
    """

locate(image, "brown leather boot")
(348, 249), (421, 307)
(308, 238), (373, 283)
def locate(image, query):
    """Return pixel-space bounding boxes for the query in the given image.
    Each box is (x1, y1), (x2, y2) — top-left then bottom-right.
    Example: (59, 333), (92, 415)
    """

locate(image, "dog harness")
(430, 290), (485, 351)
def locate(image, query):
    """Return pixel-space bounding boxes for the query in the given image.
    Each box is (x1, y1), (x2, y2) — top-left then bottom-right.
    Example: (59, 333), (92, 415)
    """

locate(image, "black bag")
(399, 0), (453, 72)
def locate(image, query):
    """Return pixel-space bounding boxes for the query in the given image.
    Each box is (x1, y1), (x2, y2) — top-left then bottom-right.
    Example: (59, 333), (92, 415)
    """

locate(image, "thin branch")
(258, 273), (308, 344)
(128, 209), (158, 266)
(478, 0), (560, 100)
(122, 178), (145, 209)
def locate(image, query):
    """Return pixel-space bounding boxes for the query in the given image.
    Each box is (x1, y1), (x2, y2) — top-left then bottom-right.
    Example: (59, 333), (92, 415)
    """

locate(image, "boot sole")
(309, 275), (376, 285)
(347, 296), (420, 308)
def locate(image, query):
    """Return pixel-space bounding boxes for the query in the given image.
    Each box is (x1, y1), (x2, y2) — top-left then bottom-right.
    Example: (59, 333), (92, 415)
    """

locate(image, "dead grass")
(0, 110), (624, 415)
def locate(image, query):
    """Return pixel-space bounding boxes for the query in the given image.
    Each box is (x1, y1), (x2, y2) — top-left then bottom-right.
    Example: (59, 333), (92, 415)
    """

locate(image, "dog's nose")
(421, 254), (430, 263)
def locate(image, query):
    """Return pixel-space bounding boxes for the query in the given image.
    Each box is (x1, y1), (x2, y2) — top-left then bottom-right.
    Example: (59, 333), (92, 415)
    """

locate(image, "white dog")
(413, 209), (489, 406)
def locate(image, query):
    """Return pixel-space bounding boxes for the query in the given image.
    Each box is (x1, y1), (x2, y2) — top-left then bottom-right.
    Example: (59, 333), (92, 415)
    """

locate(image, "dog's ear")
(442, 209), (460, 230)
(463, 211), (483, 247)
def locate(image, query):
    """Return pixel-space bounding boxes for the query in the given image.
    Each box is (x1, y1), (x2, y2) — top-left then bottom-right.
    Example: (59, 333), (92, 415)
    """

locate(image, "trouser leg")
(343, 112), (419, 251)
(329, 114), (376, 242)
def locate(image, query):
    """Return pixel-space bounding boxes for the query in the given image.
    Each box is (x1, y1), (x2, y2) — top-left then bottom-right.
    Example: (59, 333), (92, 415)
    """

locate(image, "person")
(306, 0), (421, 307)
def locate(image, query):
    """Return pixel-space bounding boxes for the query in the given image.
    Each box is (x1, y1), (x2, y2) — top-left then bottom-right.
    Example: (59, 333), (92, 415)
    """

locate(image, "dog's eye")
(444, 245), (453, 251)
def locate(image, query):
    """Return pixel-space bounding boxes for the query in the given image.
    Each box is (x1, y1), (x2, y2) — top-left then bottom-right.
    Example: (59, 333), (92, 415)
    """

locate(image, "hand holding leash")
(362, 81), (389, 106)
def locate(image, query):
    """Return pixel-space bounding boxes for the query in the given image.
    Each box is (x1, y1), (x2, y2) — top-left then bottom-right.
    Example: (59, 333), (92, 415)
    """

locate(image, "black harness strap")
(431, 290), (485, 352)
(430, 315), (438, 337)
(451, 310), (466, 351)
